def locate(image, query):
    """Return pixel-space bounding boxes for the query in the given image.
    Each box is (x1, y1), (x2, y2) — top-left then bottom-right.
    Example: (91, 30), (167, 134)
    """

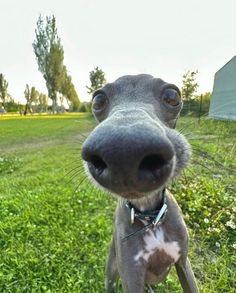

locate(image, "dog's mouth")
(121, 191), (148, 199)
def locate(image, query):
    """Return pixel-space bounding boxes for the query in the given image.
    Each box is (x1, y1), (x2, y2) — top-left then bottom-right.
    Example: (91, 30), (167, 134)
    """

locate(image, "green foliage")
(78, 103), (87, 112)
(181, 70), (199, 101)
(24, 84), (39, 115)
(24, 84), (31, 115)
(33, 15), (79, 113)
(61, 72), (80, 111)
(3, 101), (24, 113)
(33, 15), (64, 112)
(78, 102), (91, 112)
(195, 91), (211, 103)
(23, 84), (49, 114)
(87, 66), (106, 95)
(0, 73), (11, 111)
(0, 115), (235, 292)
(30, 87), (39, 105)
(38, 93), (48, 112)
(0, 74), (8, 101)
(181, 92), (212, 117)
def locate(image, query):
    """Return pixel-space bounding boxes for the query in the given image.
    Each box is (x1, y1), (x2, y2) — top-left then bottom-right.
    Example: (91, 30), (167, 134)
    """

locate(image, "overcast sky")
(1, 0), (235, 102)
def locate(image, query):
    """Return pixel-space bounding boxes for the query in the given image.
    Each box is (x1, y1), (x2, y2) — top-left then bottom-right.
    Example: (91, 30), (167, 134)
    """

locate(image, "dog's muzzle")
(81, 115), (175, 196)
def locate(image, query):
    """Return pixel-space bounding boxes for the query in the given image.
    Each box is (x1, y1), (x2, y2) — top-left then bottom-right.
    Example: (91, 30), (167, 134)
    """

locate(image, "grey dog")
(81, 74), (199, 293)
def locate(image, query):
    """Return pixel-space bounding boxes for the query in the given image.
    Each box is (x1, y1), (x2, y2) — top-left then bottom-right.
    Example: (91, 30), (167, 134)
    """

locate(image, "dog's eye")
(162, 89), (181, 107)
(92, 92), (108, 111)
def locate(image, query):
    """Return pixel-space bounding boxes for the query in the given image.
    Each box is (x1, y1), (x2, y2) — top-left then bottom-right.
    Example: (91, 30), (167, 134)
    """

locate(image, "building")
(209, 56), (236, 120)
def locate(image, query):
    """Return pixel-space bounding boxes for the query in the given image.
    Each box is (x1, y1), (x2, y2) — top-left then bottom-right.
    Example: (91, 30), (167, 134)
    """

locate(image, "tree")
(4, 100), (24, 113)
(24, 85), (40, 115)
(196, 92), (211, 103)
(30, 87), (40, 113)
(78, 102), (91, 112)
(33, 15), (66, 113)
(60, 69), (80, 111)
(0, 73), (9, 110)
(196, 91), (212, 116)
(181, 70), (199, 101)
(24, 84), (31, 115)
(38, 93), (48, 112)
(86, 67), (106, 95)
(30, 87), (39, 105)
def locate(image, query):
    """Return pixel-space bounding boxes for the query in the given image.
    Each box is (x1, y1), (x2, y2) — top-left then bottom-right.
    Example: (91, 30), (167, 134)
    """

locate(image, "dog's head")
(82, 74), (191, 199)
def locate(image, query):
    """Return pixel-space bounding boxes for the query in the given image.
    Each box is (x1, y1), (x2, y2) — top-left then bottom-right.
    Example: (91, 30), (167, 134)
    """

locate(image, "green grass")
(0, 114), (235, 292)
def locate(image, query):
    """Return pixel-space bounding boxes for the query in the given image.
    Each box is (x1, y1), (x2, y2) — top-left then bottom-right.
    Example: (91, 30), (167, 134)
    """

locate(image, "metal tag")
(153, 203), (168, 226)
(131, 208), (135, 224)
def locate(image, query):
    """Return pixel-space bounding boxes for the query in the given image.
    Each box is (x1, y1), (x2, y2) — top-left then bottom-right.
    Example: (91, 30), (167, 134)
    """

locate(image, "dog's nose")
(82, 123), (174, 194)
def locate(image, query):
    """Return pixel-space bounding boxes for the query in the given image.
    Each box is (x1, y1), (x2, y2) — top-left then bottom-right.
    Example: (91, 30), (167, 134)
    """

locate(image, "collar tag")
(152, 203), (168, 226)
(131, 208), (135, 224)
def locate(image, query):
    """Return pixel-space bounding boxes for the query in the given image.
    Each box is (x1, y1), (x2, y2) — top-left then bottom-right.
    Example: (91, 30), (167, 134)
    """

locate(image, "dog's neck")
(128, 189), (164, 212)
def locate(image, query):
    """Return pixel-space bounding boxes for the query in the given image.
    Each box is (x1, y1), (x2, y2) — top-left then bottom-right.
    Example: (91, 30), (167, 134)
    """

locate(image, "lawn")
(0, 114), (235, 292)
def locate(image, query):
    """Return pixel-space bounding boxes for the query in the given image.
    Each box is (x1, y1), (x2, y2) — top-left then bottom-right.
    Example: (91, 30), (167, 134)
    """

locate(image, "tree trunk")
(51, 92), (58, 114)
(24, 103), (29, 115)
(2, 98), (7, 112)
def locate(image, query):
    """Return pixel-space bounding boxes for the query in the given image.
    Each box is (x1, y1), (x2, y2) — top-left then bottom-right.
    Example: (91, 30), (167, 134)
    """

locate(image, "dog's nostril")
(90, 155), (107, 173)
(139, 154), (166, 173)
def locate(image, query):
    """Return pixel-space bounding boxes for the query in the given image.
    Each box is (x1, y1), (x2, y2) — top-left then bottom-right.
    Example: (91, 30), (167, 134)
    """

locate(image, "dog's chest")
(134, 227), (180, 266)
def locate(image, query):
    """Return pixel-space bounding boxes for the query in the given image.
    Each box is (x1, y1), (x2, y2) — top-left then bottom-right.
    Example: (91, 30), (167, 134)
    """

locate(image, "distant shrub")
(79, 102), (91, 113)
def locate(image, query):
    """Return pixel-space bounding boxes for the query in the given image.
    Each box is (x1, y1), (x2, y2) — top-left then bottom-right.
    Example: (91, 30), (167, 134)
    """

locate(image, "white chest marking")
(134, 227), (180, 263)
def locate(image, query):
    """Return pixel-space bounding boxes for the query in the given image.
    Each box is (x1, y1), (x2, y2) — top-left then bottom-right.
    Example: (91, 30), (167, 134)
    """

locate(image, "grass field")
(0, 114), (235, 292)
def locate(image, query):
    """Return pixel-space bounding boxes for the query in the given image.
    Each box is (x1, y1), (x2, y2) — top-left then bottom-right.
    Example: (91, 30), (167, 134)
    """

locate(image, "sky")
(0, 0), (235, 103)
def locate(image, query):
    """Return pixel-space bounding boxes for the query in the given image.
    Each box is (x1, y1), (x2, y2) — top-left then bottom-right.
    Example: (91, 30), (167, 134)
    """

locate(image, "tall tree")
(30, 87), (39, 106)
(33, 15), (66, 113)
(38, 93), (48, 112)
(24, 84), (31, 115)
(60, 69), (80, 111)
(0, 73), (9, 110)
(86, 67), (106, 95)
(24, 85), (39, 115)
(181, 70), (199, 101)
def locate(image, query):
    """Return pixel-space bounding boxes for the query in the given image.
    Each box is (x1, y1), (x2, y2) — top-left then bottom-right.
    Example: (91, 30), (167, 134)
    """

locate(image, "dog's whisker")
(66, 165), (85, 177)
(190, 159), (222, 174)
(190, 147), (235, 173)
(66, 168), (87, 184)
(65, 165), (85, 176)
(72, 175), (88, 196)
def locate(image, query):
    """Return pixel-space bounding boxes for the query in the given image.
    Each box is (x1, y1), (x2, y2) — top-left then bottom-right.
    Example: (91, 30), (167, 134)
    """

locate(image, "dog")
(81, 74), (199, 292)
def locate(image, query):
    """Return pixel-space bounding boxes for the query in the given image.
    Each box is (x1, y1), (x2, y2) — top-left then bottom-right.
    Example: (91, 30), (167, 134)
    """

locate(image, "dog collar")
(122, 189), (168, 241)
(125, 190), (167, 225)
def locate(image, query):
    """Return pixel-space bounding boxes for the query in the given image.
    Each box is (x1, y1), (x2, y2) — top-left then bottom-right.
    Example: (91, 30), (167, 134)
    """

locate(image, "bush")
(79, 102), (91, 112)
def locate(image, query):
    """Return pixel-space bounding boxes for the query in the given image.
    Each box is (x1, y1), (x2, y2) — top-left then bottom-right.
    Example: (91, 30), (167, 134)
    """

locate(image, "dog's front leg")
(105, 237), (119, 293)
(119, 262), (146, 293)
(175, 257), (199, 293)
(116, 242), (146, 293)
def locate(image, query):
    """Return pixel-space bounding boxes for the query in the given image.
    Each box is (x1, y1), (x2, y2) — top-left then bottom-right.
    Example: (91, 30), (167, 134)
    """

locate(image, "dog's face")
(82, 74), (191, 199)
